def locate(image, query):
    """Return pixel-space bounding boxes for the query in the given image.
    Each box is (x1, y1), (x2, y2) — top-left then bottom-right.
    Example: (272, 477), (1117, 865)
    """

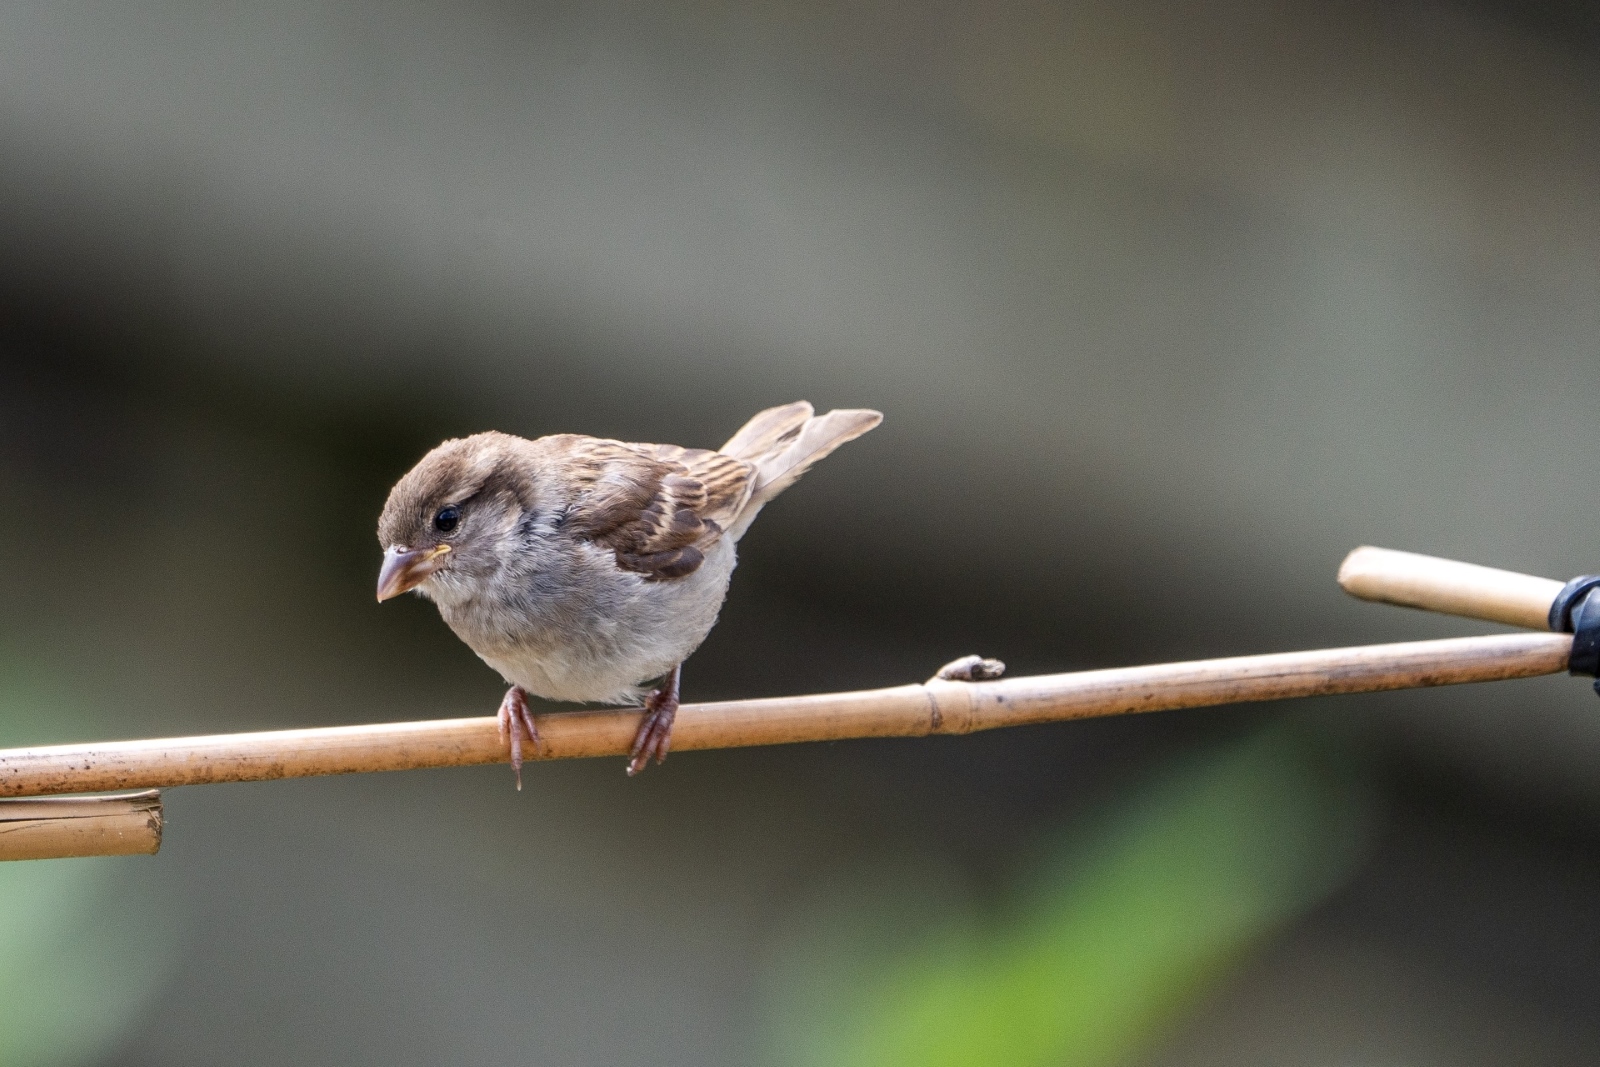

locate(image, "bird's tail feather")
(718, 400), (815, 459)
(720, 402), (882, 540)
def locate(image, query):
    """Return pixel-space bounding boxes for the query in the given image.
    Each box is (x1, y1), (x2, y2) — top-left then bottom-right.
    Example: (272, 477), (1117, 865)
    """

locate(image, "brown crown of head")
(375, 432), (537, 601)
(377, 432), (535, 551)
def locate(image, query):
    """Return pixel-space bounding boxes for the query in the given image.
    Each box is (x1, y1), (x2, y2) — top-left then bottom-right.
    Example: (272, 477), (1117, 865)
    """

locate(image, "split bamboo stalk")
(0, 791), (162, 860)
(1338, 546), (1564, 630)
(0, 633), (1572, 804)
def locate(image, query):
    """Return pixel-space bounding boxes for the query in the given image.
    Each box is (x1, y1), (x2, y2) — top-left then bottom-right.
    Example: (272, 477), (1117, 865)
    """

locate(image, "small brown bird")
(376, 402), (882, 782)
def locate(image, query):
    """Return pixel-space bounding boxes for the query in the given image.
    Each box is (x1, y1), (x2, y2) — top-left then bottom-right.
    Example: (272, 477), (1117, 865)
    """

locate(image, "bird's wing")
(558, 438), (755, 581)
(645, 443), (758, 528)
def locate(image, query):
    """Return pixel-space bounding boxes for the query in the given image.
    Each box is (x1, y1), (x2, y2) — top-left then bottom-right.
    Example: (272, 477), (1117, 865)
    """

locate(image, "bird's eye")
(434, 505), (461, 533)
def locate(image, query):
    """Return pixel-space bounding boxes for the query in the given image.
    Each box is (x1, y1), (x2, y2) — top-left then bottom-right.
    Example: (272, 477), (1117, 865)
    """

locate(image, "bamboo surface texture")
(0, 632), (1571, 802)
(0, 791), (162, 860)
(1338, 546), (1565, 630)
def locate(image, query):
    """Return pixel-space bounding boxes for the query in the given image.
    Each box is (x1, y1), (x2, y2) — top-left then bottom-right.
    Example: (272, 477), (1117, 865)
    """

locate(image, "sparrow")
(376, 401), (882, 782)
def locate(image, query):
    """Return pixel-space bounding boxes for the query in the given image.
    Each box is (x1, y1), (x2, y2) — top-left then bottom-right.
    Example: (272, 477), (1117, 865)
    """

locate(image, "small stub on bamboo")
(0, 790), (163, 861)
(932, 655), (1007, 682)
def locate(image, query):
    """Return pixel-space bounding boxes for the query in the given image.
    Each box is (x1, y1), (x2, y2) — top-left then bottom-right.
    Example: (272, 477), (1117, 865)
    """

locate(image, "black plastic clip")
(1549, 575), (1600, 693)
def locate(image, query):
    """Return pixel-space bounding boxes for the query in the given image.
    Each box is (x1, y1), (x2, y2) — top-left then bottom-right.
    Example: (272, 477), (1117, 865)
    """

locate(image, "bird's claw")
(627, 666), (680, 776)
(497, 686), (541, 790)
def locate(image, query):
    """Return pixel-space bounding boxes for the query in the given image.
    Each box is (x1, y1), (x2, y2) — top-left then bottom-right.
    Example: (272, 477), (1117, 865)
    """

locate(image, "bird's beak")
(376, 544), (451, 602)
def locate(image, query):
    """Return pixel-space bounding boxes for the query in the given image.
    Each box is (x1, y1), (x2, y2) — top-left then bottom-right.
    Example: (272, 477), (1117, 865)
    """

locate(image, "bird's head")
(376, 432), (534, 603)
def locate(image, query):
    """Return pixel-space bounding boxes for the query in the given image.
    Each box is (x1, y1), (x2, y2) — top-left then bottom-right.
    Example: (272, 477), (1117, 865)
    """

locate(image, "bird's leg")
(627, 664), (681, 776)
(497, 685), (541, 790)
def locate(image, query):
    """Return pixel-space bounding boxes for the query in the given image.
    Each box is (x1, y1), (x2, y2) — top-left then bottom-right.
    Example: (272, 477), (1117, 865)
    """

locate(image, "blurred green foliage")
(0, 659), (178, 1067)
(762, 727), (1375, 1067)
(0, 857), (177, 1066)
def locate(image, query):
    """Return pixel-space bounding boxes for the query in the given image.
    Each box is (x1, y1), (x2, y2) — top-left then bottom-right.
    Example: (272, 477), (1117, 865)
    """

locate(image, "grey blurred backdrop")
(2, 1), (1600, 1064)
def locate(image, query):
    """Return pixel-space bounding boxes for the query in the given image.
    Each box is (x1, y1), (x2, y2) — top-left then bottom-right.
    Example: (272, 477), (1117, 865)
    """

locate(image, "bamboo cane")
(1337, 546), (1564, 630)
(0, 791), (162, 860)
(0, 634), (1571, 809)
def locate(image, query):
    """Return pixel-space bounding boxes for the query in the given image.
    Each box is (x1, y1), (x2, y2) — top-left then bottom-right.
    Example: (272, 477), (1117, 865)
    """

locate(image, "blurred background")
(1, 0), (1599, 1063)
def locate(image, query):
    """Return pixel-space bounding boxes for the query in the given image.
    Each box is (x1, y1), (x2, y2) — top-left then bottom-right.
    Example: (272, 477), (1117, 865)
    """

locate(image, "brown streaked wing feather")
(648, 444), (756, 528)
(554, 438), (665, 537)
(561, 438), (754, 581)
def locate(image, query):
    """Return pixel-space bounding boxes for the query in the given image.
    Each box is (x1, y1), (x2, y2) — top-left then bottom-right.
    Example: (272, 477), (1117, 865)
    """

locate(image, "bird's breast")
(432, 538), (737, 703)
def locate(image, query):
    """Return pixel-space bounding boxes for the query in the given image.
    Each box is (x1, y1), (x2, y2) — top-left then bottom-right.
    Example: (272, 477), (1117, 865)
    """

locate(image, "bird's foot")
(627, 664), (681, 776)
(497, 685), (541, 790)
